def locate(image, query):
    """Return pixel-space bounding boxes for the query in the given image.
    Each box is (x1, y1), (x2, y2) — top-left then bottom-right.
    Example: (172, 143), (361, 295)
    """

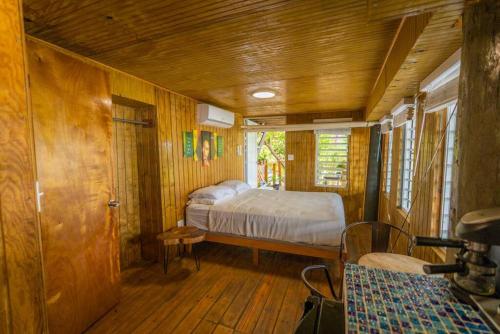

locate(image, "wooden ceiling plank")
(24, 0), (463, 116)
(367, 0), (464, 21)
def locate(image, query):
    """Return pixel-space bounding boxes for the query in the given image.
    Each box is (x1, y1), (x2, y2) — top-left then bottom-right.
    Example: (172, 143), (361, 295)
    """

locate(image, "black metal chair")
(338, 221), (415, 296)
(301, 264), (337, 300)
(295, 264), (344, 334)
(295, 222), (416, 333)
(340, 221), (415, 259)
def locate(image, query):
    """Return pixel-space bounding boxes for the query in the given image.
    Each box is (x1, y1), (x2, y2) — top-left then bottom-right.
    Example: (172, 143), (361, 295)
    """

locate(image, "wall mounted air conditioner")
(197, 103), (234, 128)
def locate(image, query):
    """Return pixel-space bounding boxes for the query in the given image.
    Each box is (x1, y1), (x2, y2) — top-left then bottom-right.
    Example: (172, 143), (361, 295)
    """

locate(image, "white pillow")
(219, 180), (251, 194)
(188, 194), (232, 205)
(188, 185), (236, 200)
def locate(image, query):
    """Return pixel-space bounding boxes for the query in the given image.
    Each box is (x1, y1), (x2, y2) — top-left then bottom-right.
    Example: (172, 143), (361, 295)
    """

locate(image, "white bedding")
(186, 203), (210, 230)
(186, 189), (345, 247)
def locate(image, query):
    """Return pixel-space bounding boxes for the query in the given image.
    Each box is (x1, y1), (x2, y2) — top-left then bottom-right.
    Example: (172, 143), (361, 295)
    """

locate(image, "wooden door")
(27, 40), (120, 333)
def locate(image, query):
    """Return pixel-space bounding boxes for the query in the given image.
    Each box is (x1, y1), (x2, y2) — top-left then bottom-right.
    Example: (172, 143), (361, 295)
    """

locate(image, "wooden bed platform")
(205, 231), (341, 265)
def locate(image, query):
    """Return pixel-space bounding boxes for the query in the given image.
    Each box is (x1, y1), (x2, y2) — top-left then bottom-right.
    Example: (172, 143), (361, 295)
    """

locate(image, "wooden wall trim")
(0, 0), (47, 332)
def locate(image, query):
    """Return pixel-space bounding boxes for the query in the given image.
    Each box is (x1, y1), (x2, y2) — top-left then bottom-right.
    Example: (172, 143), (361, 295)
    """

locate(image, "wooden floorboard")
(85, 243), (339, 334)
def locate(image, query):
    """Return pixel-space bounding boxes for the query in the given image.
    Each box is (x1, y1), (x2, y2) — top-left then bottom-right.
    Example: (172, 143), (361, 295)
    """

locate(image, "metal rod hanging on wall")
(112, 117), (152, 127)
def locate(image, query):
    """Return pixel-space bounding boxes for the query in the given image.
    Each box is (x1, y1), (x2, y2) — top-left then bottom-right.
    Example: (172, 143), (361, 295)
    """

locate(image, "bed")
(186, 188), (346, 264)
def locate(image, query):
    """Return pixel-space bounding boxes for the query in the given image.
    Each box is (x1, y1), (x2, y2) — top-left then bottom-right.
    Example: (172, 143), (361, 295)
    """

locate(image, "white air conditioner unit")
(197, 103), (234, 128)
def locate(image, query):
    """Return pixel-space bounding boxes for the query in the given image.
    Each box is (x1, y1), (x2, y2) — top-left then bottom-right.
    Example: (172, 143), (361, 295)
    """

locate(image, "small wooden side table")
(157, 226), (206, 274)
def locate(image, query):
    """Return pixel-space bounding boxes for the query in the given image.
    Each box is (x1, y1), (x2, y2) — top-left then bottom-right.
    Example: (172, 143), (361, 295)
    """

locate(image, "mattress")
(186, 189), (345, 247)
(185, 203), (210, 230)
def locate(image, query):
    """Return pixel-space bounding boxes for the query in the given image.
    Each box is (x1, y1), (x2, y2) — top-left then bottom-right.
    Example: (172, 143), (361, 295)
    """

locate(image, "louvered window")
(315, 131), (349, 188)
(440, 103), (457, 237)
(385, 131), (393, 193)
(399, 118), (416, 210)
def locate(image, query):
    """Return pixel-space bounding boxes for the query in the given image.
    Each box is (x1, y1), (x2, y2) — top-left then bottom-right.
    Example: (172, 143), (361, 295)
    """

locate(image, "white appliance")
(197, 103), (234, 128)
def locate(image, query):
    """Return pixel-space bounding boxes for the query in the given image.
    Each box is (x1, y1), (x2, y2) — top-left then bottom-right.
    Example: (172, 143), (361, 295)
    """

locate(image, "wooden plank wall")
(112, 103), (164, 268)
(155, 89), (245, 229)
(0, 2), (47, 333)
(285, 112), (370, 224)
(378, 96), (446, 264)
(27, 39), (245, 238)
(135, 106), (163, 261)
(110, 71), (245, 232)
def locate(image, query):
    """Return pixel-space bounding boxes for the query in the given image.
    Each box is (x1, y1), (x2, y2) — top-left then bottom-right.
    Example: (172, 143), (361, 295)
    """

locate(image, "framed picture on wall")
(201, 131), (211, 167)
(183, 131), (194, 157)
(217, 136), (224, 157)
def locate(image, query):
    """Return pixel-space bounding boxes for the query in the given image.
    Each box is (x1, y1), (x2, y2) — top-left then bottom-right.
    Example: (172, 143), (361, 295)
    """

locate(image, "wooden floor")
(85, 243), (341, 334)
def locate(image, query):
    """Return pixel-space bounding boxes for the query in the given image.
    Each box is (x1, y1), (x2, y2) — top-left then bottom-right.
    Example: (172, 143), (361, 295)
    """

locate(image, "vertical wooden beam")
(278, 163), (282, 183)
(0, 0), (47, 332)
(272, 163), (277, 185)
(264, 162), (268, 185)
(453, 0), (500, 223)
(452, 0), (499, 276)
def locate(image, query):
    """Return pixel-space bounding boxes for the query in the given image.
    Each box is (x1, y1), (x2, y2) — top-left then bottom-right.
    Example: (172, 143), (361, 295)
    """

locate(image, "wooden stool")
(358, 252), (430, 275)
(156, 226), (206, 274)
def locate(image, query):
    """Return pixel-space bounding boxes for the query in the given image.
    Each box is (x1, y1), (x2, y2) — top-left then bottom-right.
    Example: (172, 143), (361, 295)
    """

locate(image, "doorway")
(246, 131), (286, 190)
(112, 96), (162, 269)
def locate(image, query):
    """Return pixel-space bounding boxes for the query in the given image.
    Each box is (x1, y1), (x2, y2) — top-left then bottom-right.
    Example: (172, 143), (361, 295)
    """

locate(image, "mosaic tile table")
(344, 264), (494, 334)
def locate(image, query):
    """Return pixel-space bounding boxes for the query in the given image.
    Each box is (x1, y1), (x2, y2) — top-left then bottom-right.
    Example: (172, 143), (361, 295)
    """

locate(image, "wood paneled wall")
(379, 96), (446, 264)
(113, 104), (142, 268)
(109, 72), (245, 231)
(285, 112), (369, 224)
(0, 2), (47, 333)
(112, 102), (162, 268)
(28, 37), (244, 237)
(135, 106), (163, 261)
(155, 89), (245, 229)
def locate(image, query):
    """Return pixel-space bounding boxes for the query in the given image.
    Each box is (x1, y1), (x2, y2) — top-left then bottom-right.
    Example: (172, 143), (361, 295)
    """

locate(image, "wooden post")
(451, 0), (499, 272)
(453, 0), (500, 226)
(278, 163), (282, 185)
(272, 163), (277, 185)
(264, 162), (268, 185)
(257, 162), (260, 186)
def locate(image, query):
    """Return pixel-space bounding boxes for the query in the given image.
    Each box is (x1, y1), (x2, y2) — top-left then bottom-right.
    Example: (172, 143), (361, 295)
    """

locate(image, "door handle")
(108, 200), (120, 208)
(36, 181), (44, 213)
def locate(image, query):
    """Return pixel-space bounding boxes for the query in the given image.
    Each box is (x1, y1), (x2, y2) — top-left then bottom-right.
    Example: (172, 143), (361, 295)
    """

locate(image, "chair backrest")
(371, 221), (392, 253)
(340, 221), (414, 264)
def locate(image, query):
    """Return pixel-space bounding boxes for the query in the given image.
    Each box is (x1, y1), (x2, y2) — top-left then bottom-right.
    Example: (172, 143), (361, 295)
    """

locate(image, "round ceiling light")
(252, 90), (276, 99)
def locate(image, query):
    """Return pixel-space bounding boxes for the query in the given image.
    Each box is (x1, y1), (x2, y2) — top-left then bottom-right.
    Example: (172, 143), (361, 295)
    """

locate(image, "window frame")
(439, 102), (457, 238)
(314, 131), (350, 188)
(398, 117), (416, 211)
(385, 131), (393, 194)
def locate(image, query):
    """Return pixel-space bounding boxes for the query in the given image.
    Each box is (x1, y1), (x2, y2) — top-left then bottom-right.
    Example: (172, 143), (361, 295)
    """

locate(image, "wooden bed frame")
(205, 231), (342, 266)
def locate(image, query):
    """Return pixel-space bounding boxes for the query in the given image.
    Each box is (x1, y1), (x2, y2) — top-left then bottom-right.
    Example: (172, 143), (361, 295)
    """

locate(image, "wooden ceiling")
(23, 0), (463, 117)
(367, 2), (463, 120)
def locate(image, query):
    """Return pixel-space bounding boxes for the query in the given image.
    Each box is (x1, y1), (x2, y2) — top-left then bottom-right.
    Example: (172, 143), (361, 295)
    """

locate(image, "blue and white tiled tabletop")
(344, 264), (494, 333)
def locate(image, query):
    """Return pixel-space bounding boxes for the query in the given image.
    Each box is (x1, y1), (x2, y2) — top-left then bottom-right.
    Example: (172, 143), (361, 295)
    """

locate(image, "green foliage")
(257, 131), (285, 163)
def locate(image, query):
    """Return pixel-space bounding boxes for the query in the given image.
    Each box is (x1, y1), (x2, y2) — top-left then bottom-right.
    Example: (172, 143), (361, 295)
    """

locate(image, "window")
(399, 118), (416, 210)
(385, 131), (393, 193)
(315, 131), (349, 187)
(440, 103), (457, 237)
